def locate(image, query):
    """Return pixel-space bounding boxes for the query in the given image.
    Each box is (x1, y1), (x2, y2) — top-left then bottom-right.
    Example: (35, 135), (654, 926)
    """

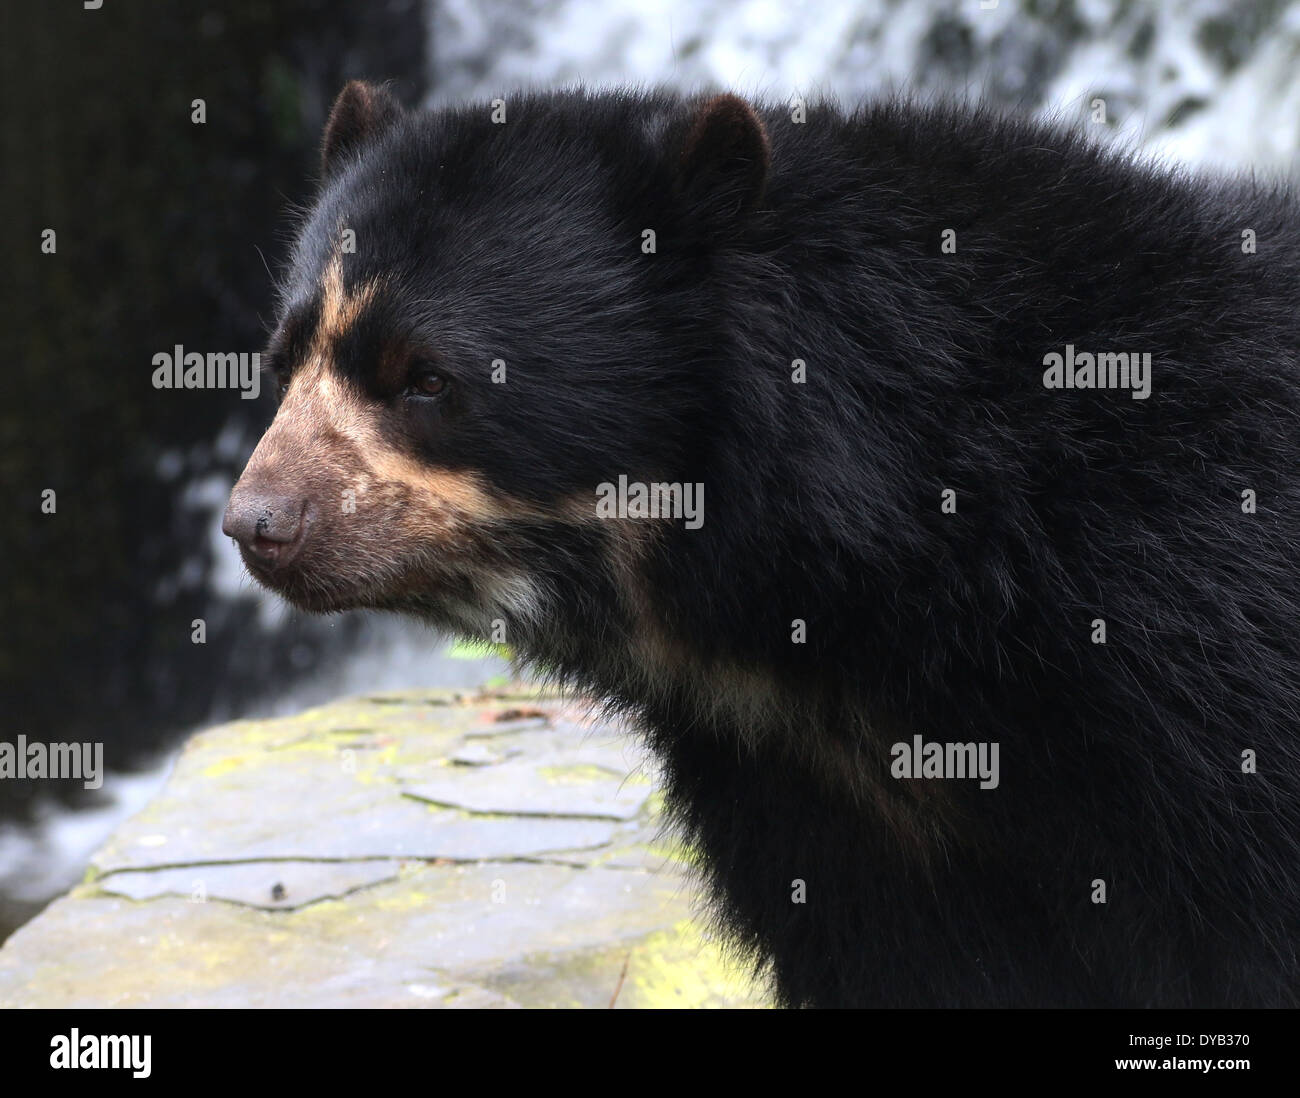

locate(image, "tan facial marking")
(315, 252), (380, 357)
(253, 334), (540, 586)
(278, 366), (511, 515)
(263, 251), (534, 530)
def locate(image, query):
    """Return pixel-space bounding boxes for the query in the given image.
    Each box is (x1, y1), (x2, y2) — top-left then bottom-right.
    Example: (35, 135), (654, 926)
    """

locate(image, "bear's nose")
(222, 490), (309, 567)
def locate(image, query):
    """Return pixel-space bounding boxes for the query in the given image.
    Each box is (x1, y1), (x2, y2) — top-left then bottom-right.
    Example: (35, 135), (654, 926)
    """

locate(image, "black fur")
(267, 88), (1300, 1006)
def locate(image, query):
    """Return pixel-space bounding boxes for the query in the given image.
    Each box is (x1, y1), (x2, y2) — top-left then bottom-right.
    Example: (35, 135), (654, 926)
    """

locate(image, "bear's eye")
(409, 368), (448, 398)
(263, 354), (290, 401)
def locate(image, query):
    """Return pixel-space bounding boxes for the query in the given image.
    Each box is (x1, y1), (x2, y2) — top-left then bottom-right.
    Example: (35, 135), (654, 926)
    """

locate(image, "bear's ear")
(321, 80), (402, 180)
(676, 93), (770, 218)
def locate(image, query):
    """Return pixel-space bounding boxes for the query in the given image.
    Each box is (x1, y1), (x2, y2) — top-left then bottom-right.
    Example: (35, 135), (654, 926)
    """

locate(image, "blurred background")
(3, 0), (1299, 942)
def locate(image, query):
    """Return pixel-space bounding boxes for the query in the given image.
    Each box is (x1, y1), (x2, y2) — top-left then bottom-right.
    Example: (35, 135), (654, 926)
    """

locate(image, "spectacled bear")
(224, 81), (1300, 1007)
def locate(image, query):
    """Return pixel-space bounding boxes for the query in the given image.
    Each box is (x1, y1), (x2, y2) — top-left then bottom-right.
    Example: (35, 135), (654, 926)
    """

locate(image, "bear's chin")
(236, 556), (371, 615)
(259, 577), (367, 615)
(248, 563), (482, 624)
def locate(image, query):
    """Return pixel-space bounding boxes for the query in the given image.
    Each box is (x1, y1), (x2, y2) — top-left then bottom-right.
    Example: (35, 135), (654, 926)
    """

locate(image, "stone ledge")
(0, 689), (766, 1008)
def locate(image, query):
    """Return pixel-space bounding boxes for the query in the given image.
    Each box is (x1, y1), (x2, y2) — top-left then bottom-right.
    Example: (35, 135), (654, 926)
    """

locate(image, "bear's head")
(223, 82), (770, 640)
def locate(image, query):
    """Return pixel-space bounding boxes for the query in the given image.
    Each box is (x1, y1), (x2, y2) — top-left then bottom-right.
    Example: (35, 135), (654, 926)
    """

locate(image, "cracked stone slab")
(447, 726), (657, 779)
(448, 742), (522, 766)
(96, 810), (623, 870)
(97, 859), (404, 910)
(0, 861), (763, 1008)
(405, 753), (654, 821)
(91, 694), (627, 872)
(0, 687), (767, 1008)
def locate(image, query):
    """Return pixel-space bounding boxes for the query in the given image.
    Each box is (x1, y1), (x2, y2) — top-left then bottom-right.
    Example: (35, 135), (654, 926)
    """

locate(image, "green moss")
(537, 764), (623, 783)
